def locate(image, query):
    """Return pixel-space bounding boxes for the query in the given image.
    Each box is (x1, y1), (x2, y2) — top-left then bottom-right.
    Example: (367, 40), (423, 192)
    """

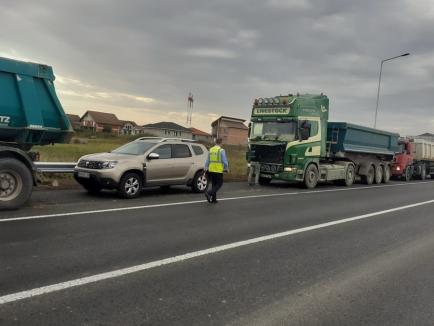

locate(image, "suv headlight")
(101, 161), (118, 169)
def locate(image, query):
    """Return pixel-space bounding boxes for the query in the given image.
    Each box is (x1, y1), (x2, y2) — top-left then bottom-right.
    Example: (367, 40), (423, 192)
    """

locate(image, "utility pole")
(374, 52), (410, 128)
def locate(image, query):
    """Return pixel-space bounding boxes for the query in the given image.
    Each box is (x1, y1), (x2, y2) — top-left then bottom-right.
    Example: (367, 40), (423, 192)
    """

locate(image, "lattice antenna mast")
(187, 92), (194, 127)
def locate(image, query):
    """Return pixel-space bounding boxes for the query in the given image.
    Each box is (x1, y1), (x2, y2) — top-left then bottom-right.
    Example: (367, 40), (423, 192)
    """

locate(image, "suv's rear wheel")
(119, 172), (143, 199)
(192, 171), (208, 193)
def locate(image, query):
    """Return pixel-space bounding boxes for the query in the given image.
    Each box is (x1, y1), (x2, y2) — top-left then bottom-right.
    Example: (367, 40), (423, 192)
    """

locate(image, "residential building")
(80, 110), (123, 134)
(190, 127), (213, 144)
(211, 116), (248, 145)
(120, 120), (144, 135)
(66, 114), (81, 131)
(142, 122), (193, 139)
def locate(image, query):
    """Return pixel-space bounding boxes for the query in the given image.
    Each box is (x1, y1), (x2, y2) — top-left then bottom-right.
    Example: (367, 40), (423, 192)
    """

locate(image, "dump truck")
(0, 57), (73, 209)
(392, 137), (434, 180)
(247, 93), (399, 188)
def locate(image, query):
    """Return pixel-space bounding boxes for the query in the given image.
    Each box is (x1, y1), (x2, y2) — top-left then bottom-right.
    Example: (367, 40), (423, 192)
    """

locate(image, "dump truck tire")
(0, 158), (33, 210)
(304, 164), (319, 189)
(361, 165), (375, 185)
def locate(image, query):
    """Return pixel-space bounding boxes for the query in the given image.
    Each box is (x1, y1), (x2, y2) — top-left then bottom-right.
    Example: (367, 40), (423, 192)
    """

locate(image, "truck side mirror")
(300, 128), (310, 141)
(299, 120), (311, 141)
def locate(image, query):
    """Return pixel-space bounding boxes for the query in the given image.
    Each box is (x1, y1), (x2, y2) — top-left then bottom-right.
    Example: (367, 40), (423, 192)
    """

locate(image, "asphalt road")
(1, 180), (434, 325)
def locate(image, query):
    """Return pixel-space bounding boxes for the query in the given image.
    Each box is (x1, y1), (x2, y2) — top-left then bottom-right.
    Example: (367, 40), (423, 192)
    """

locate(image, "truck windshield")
(112, 141), (155, 155)
(250, 121), (297, 141)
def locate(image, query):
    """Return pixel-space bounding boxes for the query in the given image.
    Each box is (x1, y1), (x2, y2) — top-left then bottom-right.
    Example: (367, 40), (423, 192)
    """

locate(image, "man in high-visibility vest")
(205, 138), (229, 203)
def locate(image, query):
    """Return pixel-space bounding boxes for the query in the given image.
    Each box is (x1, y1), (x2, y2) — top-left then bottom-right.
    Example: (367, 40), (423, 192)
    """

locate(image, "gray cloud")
(0, 0), (433, 134)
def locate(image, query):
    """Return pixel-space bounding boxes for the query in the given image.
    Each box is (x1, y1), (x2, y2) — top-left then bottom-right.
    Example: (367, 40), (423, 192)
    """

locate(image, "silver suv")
(74, 138), (209, 198)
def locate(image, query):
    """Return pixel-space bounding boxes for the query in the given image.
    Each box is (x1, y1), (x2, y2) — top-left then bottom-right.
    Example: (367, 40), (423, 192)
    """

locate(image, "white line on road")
(0, 181), (432, 223)
(1, 198), (433, 305)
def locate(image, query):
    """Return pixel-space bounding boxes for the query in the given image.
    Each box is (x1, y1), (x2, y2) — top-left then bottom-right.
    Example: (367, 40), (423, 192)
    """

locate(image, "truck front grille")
(250, 143), (286, 164)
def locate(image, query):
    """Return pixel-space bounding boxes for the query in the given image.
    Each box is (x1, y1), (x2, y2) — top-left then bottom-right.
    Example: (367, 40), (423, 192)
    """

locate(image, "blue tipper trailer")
(325, 122), (399, 184)
(0, 56), (73, 209)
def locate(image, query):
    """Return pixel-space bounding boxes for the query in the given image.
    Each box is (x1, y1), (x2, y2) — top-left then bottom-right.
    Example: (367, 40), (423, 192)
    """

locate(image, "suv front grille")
(77, 160), (104, 169)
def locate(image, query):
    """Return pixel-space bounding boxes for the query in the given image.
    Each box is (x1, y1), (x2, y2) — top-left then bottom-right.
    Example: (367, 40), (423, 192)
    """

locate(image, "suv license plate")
(78, 172), (90, 178)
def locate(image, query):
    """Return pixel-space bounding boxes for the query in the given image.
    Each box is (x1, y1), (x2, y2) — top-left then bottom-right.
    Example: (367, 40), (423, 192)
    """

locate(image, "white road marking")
(1, 198), (433, 305)
(0, 181), (433, 223)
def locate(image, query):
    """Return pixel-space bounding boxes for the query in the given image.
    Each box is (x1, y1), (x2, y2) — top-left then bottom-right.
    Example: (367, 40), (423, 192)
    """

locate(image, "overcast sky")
(1, 0), (433, 134)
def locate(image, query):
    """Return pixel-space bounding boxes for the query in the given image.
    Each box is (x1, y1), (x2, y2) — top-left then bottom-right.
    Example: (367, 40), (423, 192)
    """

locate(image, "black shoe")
(212, 197), (218, 203)
(205, 193), (212, 203)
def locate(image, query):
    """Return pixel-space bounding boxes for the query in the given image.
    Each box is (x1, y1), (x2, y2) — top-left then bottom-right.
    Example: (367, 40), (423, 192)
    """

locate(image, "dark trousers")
(207, 172), (223, 201)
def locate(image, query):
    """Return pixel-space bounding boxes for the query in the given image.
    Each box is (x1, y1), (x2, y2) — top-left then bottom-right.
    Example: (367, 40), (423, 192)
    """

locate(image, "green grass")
(34, 136), (248, 182)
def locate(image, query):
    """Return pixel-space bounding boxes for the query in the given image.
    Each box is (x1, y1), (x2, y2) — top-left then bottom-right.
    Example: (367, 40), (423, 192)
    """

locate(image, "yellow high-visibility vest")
(208, 146), (224, 173)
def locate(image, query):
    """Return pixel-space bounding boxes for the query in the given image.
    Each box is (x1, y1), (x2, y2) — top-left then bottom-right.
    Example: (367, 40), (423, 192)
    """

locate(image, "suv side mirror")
(148, 153), (160, 160)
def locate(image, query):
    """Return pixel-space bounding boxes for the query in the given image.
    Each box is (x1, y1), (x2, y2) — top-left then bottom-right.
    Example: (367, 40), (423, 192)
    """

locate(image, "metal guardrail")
(34, 162), (77, 173)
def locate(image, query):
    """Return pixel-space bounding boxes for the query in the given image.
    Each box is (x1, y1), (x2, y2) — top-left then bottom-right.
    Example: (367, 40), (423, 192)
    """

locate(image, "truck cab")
(392, 138), (414, 180)
(247, 94), (329, 186)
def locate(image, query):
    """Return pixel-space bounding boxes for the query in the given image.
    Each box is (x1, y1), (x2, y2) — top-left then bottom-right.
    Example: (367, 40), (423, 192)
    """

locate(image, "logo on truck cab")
(0, 116), (10, 125)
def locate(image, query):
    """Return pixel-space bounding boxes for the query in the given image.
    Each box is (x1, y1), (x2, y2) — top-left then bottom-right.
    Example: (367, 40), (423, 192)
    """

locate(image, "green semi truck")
(247, 94), (399, 188)
(0, 57), (73, 209)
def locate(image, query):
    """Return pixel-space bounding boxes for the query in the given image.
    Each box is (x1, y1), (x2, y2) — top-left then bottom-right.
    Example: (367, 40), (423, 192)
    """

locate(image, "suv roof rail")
(134, 137), (197, 143)
(161, 138), (197, 143)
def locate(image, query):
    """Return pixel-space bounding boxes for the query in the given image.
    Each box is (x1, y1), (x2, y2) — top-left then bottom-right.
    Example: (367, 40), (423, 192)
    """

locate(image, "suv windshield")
(251, 121), (297, 141)
(112, 141), (155, 155)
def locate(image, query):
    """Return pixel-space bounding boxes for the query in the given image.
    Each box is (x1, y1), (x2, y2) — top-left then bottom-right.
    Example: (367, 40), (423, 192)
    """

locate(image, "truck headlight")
(101, 161), (118, 169)
(284, 167), (296, 172)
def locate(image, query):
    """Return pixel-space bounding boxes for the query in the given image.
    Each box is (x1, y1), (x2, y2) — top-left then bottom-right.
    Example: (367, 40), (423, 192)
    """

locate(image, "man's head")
(215, 138), (223, 145)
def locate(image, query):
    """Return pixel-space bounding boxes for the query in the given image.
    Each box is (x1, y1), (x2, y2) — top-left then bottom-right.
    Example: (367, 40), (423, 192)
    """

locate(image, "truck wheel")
(192, 171), (208, 193)
(374, 165), (383, 184)
(361, 165), (375, 185)
(0, 158), (33, 210)
(403, 167), (412, 182)
(118, 172), (143, 199)
(82, 182), (103, 195)
(382, 165), (391, 183)
(304, 164), (318, 189)
(420, 165), (426, 180)
(258, 177), (272, 185)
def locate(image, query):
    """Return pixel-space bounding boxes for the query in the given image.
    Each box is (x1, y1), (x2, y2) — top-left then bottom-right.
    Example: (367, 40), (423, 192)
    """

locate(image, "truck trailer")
(392, 137), (434, 180)
(247, 94), (399, 188)
(0, 57), (73, 209)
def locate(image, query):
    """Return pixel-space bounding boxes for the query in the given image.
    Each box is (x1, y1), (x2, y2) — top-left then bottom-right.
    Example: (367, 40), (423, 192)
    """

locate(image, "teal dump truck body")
(327, 122), (399, 157)
(0, 57), (73, 149)
(0, 57), (73, 210)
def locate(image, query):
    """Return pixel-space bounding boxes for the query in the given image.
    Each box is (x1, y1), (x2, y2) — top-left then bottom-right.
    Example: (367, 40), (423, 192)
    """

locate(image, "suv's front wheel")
(192, 171), (208, 193)
(119, 172), (143, 199)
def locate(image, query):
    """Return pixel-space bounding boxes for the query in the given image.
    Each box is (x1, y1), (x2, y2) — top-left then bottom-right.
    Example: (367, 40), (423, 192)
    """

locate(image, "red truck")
(392, 138), (434, 181)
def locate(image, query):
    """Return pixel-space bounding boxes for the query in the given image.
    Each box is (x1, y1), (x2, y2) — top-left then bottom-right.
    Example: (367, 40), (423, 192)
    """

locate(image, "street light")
(374, 52), (410, 129)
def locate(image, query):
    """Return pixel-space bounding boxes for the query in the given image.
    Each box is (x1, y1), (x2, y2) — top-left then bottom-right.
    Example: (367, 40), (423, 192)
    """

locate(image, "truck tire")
(258, 177), (272, 185)
(0, 158), (33, 210)
(336, 164), (355, 187)
(361, 165), (375, 185)
(402, 167), (412, 182)
(420, 165), (426, 180)
(192, 171), (209, 193)
(118, 172), (143, 199)
(374, 165), (383, 184)
(304, 164), (319, 189)
(382, 165), (391, 183)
